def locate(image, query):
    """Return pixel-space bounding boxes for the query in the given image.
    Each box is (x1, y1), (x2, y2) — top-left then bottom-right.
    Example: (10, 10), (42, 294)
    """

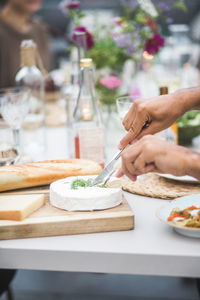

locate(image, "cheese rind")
(50, 176), (122, 211)
(0, 194), (45, 221)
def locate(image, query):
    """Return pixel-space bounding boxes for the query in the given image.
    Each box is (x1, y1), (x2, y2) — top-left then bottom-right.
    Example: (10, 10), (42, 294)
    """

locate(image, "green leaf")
(135, 13), (147, 25)
(77, 11), (85, 19)
(173, 0), (187, 12)
(88, 38), (129, 71)
(71, 179), (93, 189)
(178, 111), (200, 126)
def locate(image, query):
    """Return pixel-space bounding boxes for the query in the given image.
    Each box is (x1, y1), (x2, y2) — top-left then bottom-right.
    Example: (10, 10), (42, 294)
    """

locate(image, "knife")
(92, 121), (150, 186)
(92, 148), (125, 186)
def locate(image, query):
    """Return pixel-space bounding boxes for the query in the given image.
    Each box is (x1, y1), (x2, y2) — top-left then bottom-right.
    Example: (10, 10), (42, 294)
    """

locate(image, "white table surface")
(0, 191), (200, 278)
(0, 126), (200, 278)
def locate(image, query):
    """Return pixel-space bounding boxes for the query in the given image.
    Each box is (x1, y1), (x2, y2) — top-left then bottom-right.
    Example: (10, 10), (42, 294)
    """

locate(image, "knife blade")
(92, 148), (125, 186)
(92, 120), (150, 186)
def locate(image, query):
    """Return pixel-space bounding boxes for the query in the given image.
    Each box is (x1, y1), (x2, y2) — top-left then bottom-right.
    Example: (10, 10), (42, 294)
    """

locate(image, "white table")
(0, 126), (200, 278)
(0, 192), (199, 278)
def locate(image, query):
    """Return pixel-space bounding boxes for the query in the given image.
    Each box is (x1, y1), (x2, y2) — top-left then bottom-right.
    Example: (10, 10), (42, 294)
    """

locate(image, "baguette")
(0, 159), (102, 192)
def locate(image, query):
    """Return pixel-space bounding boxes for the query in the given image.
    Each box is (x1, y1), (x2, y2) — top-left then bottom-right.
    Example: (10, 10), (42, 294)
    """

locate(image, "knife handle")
(114, 148), (125, 161)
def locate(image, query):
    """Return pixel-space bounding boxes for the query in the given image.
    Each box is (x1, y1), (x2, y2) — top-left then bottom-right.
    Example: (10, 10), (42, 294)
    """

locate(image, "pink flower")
(72, 26), (94, 50)
(59, 0), (80, 11)
(144, 33), (165, 55)
(66, 2), (80, 9)
(100, 76), (122, 89)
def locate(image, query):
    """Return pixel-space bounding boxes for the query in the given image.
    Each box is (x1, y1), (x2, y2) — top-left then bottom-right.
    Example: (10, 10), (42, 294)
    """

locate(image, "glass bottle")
(66, 31), (87, 158)
(73, 58), (104, 167)
(70, 30), (87, 99)
(159, 86), (178, 144)
(15, 40), (46, 160)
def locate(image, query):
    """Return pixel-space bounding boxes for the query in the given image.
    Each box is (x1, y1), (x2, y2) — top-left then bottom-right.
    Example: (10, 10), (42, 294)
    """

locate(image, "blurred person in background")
(0, 0), (52, 88)
(0, 0), (53, 294)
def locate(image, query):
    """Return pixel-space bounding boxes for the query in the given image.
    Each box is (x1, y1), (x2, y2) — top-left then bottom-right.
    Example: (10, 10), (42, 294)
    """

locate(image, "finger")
(145, 163), (155, 173)
(119, 115), (150, 149)
(133, 153), (146, 175)
(132, 144), (157, 175)
(122, 169), (137, 181)
(118, 127), (140, 150)
(126, 155), (136, 175)
(130, 138), (138, 145)
(122, 103), (136, 131)
(119, 122), (142, 149)
(125, 173), (137, 181)
(119, 128), (136, 149)
(115, 169), (137, 181)
(116, 168), (124, 178)
(121, 154), (137, 181)
(120, 142), (142, 177)
(120, 121), (162, 149)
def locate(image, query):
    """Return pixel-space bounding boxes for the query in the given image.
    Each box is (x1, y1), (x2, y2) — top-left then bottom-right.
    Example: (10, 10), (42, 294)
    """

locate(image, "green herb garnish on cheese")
(71, 179), (93, 190)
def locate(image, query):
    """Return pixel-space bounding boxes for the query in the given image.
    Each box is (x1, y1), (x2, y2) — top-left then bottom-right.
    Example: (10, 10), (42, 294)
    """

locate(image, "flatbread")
(122, 174), (200, 200)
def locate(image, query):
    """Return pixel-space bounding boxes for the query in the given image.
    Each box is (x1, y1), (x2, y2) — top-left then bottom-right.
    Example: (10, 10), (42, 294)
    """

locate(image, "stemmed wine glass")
(116, 95), (149, 142)
(0, 87), (30, 165)
(116, 95), (134, 121)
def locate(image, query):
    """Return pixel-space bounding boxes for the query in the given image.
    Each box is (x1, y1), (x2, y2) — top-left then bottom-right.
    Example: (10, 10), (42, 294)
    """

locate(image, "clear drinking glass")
(0, 87), (30, 164)
(116, 95), (134, 121)
(0, 119), (17, 166)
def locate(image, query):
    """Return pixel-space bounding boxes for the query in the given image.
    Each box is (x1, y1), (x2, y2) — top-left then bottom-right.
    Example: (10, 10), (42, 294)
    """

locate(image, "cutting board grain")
(0, 187), (134, 240)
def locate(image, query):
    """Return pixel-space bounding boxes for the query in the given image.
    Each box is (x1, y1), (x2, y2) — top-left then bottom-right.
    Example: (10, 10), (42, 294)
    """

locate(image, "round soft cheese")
(50, 175), (122, 211)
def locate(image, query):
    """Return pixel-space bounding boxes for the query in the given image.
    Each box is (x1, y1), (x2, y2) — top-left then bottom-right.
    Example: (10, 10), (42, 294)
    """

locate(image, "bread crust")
(0, 159), (102, 192)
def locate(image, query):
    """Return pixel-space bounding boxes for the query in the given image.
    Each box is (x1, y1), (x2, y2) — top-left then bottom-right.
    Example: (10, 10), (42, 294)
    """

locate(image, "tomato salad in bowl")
(168, 205), (200, 228)
(157, 195), (200, 238)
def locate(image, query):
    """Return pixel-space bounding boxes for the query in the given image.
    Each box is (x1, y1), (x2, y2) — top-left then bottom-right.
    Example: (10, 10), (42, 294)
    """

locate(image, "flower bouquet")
(59, 0), (186, 104)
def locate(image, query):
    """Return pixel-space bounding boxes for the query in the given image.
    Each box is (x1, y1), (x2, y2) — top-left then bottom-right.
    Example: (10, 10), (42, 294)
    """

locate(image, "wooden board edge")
(0, 214), (134, 240)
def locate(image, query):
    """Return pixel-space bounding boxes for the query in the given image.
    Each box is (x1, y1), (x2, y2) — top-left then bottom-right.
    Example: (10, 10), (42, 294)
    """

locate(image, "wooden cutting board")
(0, 186), (134, 240)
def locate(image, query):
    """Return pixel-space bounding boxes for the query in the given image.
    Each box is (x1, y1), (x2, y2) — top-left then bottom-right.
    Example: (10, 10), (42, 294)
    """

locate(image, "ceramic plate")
(158, 173), (198, 183)
(157, 195), (200, 238)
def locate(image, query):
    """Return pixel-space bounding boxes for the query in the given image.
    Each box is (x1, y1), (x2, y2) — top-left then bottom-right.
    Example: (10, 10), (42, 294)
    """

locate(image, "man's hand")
(118, 94), (182, 149)
(119, 87), (200, 149)
(116, 135), (200, 181)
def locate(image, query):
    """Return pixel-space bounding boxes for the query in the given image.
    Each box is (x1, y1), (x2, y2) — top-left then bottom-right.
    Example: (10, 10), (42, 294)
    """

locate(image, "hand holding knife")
(92, 121), (149, 186)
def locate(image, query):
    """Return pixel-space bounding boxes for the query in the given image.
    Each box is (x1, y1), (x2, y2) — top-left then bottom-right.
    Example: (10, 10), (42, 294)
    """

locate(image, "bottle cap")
(80, 58), (93, 68)
(21, 40), (36, 49)
(159, 86), (168, 95)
